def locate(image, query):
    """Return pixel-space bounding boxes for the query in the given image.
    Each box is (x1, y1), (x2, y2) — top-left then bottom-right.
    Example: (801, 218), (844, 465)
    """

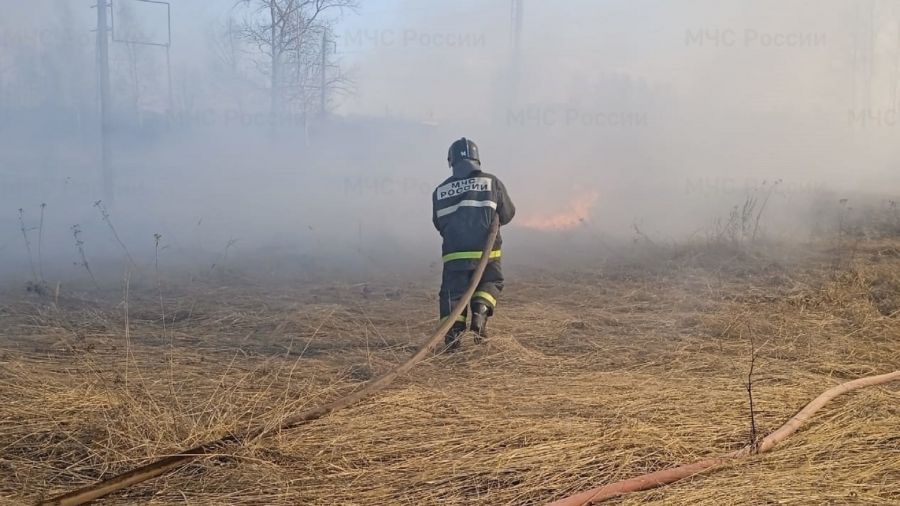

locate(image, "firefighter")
(433, 138), (516, 351)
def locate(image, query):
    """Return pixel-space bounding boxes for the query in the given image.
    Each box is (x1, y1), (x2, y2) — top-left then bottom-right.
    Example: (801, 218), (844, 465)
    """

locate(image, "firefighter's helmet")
(447, 138), (480, 167)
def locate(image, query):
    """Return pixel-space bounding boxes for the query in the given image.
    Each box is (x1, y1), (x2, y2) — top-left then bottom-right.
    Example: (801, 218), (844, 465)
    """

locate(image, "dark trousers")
(439, 261), (504, 322)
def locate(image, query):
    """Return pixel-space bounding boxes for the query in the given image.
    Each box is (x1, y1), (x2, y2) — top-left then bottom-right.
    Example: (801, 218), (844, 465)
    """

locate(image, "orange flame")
(519, 190), (599, 231)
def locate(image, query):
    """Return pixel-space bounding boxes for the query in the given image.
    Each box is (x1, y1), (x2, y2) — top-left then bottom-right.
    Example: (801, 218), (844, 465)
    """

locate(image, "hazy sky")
(1, 1), (898, 281)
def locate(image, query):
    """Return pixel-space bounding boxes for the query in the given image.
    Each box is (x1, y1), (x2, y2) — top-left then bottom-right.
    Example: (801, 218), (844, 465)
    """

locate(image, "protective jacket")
(432, 159), (516, 270)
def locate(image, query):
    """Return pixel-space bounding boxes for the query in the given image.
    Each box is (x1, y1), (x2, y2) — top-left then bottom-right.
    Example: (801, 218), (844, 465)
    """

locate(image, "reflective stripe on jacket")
(432, 162), (515, 270)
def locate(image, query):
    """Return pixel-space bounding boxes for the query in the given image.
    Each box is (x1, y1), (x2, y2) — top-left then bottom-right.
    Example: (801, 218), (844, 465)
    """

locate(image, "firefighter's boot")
(444, 322), (466, 352)
(470, 302), (490, 344)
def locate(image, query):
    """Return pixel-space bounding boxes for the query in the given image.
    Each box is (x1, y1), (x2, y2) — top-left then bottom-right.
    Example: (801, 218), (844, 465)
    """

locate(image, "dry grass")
(1, 238), (898, 505)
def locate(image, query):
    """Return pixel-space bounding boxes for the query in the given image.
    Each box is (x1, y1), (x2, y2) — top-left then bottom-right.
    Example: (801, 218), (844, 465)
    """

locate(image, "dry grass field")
(1, 234), (898, 505)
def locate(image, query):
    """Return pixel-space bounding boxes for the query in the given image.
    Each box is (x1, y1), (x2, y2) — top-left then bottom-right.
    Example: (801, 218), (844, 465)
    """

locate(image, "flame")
(519, 190), (599, 231)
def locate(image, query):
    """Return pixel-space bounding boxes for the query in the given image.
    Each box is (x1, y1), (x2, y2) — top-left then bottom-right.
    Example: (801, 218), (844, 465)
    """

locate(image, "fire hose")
(548, 370), (900, 506)
(39, 217), (501, 506)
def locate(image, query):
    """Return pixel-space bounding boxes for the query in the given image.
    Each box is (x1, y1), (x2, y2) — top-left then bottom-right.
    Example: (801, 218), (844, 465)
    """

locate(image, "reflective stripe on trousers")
(473, 290), (497, 307)
(442, 249), (502, 263)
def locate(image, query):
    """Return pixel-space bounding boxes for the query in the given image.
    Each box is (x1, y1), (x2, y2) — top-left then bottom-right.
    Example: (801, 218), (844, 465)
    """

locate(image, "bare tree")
(230, 0), (357, 128)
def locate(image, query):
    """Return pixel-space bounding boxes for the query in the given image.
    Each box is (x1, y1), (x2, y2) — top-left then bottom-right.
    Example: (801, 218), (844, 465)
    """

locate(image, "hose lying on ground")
(39, 217), (501, 506)
(548, 370), (900, 506)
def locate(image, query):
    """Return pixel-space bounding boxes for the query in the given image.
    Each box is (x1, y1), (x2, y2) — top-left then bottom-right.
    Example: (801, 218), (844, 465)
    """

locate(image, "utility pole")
(510, 0), (524, 103)
(320, 28), (328, 117)
(894, 2), (900, 110)
(165, 4), (173, 114)
(863, 0), (875, 112)
(511, 0), (523, 54)
(96, 0), (113, 205)
(269, 1), (279, 134)
(852, 0), (876, 112)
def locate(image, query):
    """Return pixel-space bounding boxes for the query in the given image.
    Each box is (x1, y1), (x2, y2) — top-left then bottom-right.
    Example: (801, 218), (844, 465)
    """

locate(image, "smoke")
(0, 0), (897, 282)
